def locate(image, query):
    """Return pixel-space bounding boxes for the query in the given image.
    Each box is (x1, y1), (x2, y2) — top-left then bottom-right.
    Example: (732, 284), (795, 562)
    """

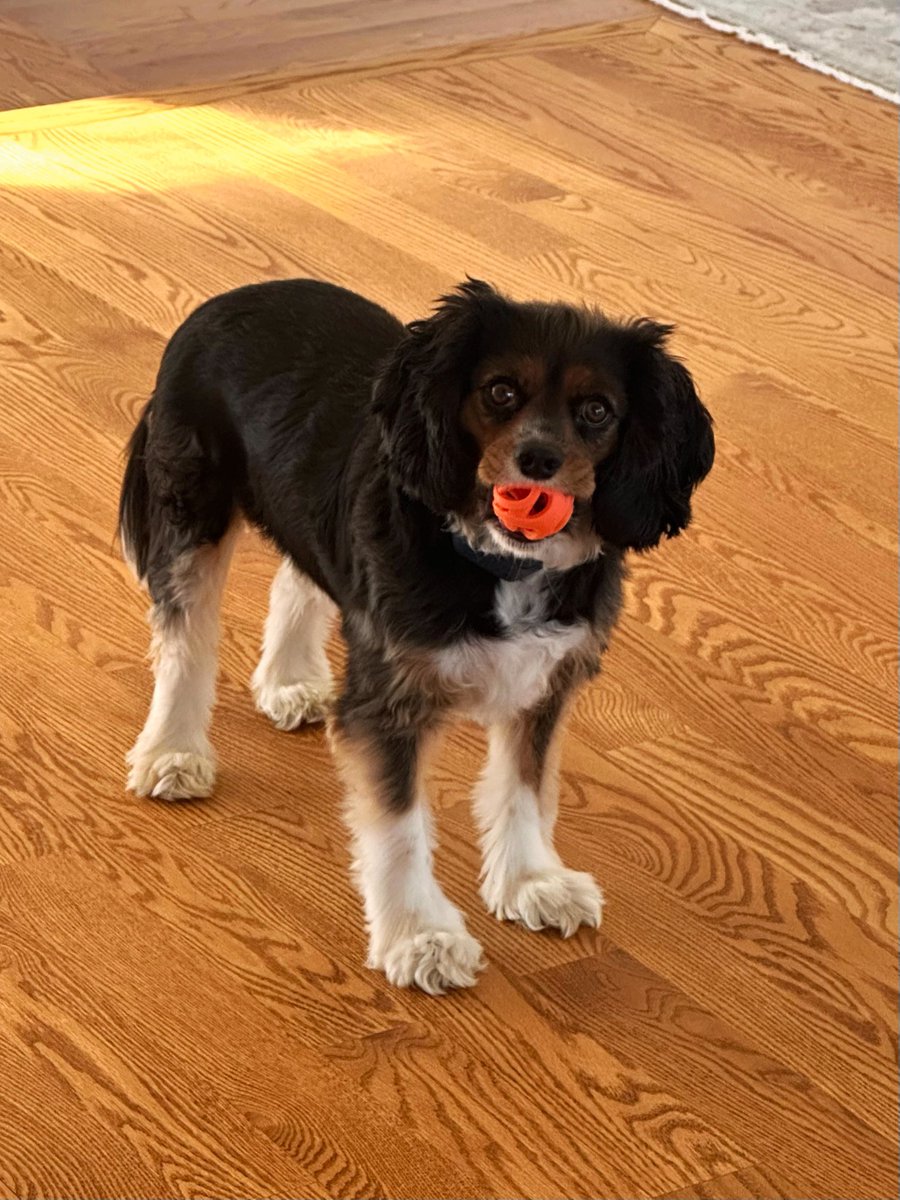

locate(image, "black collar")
(451, 532), (544, 581)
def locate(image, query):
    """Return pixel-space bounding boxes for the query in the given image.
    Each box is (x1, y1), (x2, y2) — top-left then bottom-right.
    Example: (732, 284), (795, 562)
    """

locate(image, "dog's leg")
(251, 558), (336, 730)
(476, 682), (603, 935)
(127, 524), (238, 801)
(331, 719), (484, 994)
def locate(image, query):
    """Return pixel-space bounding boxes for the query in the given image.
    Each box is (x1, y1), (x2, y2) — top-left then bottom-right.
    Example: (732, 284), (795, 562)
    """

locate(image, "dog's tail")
(118, 400), (154, 580)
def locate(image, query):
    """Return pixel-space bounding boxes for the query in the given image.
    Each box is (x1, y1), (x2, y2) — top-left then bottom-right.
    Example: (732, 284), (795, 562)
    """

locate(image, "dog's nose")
(516, 442), (563, 481)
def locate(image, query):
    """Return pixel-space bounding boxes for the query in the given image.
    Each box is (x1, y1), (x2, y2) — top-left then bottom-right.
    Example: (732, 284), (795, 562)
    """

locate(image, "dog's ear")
(592, 322), (714, 550)
(374, 279), (500, 512)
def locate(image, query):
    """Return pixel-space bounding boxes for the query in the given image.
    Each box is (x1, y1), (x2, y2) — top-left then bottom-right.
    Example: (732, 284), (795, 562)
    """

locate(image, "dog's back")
(119, 279), (403, 601)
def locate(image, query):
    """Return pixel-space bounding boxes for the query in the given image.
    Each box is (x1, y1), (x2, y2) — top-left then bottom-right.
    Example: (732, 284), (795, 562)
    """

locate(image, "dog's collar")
(451, 532), (544, 581)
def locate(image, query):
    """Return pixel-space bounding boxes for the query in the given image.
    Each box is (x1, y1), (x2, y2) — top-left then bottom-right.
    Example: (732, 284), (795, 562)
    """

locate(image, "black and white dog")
(119, 278), (714, 993)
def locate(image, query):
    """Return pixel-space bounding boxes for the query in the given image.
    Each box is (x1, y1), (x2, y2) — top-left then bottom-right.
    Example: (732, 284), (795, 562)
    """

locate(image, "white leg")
(334, 729), (485, 994)
(476, 722), (603, 935)
(251, 558), (336, 730)
(127, 526), (238, 801)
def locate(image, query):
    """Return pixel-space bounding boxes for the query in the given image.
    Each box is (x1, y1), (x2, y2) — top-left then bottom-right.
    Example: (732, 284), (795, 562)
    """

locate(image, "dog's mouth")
(487, 516), (533, 545)
(450, 499), (601, 573)
(456, 485), (587, 557)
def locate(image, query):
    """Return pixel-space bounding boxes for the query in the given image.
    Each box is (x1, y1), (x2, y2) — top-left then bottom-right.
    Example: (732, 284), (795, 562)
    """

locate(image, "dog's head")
(374, 280), (714, 567)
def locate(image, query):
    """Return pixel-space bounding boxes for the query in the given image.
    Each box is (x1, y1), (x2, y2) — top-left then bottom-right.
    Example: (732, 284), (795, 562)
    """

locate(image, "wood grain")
(0, 11), (896, 1199)
(2, 0), (653, 106)
(0, 14), (125, 111)
(657, 1165), (793, 1200)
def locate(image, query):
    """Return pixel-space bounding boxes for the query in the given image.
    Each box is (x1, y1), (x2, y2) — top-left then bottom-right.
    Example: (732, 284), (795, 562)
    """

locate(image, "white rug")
(647, 0), (899, 102)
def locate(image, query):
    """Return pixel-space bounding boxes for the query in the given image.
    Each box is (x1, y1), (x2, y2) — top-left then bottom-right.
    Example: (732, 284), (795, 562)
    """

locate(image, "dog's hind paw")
(252, 680), (334, 731)
(378, 929), (486, 995)
(127, 748), (216, 801)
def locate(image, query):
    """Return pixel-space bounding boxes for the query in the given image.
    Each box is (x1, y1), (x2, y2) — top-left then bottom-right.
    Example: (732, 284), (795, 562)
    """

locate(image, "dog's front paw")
(127, 747), (216, 801)
(483, 868), (603, 937)
(252, 680), (334, 730)
(377, 929), (486, 995)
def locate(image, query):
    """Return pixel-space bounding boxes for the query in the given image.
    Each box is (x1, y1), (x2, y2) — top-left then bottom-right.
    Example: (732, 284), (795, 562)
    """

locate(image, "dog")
(119, 278), (714, 993)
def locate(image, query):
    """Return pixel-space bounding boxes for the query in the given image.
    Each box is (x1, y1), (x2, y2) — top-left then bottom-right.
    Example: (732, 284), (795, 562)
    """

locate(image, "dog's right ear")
(373, 280), (500, 513)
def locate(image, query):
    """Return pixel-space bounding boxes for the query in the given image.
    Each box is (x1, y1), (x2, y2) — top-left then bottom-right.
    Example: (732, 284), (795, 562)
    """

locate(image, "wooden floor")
(0, 0), (651, 108)
(0, 9), (897, 1200)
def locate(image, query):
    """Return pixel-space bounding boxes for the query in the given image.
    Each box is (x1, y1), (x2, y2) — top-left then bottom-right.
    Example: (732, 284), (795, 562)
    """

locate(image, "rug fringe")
(646, 0), (899, 105)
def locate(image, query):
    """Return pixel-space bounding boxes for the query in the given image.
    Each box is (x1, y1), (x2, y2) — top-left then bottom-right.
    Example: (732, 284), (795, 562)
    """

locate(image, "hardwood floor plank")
(0, 1027), (167, 1197)
(655, 1163), (796, 1199)
(536, 739), (898, 1138)
(65, 0), (653, 92)
(4, 0), (655, 106)
(323, 977), (753, 1198)
(0, 17), (663, 137)
(0, 14), (125, 112)
(0, 855), (476, 1198)
(524, 953), (896, 1198)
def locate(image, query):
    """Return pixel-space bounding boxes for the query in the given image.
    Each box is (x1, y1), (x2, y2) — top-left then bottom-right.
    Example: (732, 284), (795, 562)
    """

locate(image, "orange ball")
(492, 485), (575, 541)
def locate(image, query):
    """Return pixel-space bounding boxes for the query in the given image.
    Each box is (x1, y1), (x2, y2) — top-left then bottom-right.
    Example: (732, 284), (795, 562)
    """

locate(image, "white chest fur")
(434, 576), (590, 723)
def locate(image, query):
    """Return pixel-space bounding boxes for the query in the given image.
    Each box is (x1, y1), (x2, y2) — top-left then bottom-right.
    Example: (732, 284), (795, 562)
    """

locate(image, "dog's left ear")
(373, 280), (499, 513)
(592, 322), (715, 550)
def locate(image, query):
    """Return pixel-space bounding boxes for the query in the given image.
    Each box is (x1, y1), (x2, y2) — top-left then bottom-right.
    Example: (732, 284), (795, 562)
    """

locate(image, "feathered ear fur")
(373, 279), (500, 513)
(592, 322), (715, 550)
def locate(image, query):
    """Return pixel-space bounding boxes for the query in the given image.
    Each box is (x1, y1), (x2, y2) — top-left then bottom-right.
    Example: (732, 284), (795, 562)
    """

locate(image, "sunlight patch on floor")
(0, 104), (399, 194)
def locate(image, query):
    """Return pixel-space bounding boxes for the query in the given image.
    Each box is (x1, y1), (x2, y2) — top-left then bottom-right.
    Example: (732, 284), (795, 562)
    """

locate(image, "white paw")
(483, 868), (603, 937)
(253, 680), (334, 730)
(127, 748), (216, 801)
(377, 929), (486, 995)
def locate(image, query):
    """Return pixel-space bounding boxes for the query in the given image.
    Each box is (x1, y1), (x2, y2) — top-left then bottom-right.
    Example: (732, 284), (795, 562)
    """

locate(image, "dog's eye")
(580, 397), (611, 426)
(489, 380), (520, 409)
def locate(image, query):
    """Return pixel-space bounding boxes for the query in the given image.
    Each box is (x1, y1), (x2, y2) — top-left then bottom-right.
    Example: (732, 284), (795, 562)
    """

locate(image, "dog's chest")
(434, 576), (588, 722)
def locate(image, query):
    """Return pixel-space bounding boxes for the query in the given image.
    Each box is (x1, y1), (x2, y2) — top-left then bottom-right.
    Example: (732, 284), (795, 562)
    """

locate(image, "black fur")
(119, 412), (152, 579)
(373, 279), (494, 513)
(591, 320), (716, 550)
